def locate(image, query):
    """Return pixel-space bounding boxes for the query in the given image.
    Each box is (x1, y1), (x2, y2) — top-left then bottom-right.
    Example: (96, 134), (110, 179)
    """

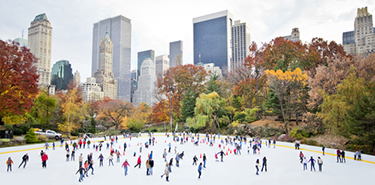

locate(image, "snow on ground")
(1, 133), (374, 185)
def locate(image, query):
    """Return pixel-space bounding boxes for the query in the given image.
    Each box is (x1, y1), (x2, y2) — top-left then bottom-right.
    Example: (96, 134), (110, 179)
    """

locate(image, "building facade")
(80, 77), (104, 103)
(50, 60), (73, 90)
(231, 20), (251, 71)
(197, 63), (222, 82)
(193, 10), (234, 75)
(343, 7), (375, 56)
(28, 13), (52, 86)
(130, 70), (137, 103)
(169, 41), (183, 67)
(283, 28), (300, 42)
(94, 31), (117, 100)
(155, 55), (170, 79)
(92, 15), (131, 101)
(137, 50), (155, 81)
(13, 38), (28, 47)
(73, 70), (80, 88)
(133, 58), (156, 107)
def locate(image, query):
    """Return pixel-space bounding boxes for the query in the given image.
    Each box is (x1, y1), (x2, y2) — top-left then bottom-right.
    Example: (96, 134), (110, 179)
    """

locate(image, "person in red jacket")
(134, 155), (141, 168)
(42, 153), (48, 168)
(336, 149), (342, 163)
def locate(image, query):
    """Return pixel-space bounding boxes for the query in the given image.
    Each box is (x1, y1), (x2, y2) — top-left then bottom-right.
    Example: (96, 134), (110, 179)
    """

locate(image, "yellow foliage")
(2, 115), (27, 125)
(232, 120), (239, 128)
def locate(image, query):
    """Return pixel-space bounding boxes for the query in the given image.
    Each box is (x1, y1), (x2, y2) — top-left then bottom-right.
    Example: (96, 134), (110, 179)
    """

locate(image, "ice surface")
(1, 133), (374, 185)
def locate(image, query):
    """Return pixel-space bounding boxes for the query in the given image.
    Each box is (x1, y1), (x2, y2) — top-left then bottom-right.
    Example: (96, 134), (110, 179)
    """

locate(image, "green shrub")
(4, 123), (13, 130)
(233, 112), (246, 123)
(290, 127), (309, 139)
(13, 128), (24, 135)
(38, 135), (48, 142)
(25, 128), (38, 143)
(19, 124), (31, 133)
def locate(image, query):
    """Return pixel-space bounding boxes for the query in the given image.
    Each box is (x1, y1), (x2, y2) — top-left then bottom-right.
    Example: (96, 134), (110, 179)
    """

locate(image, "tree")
(97, 97), (133, 130)
(266, 68), (308, 133)
(180, 89), (197, 122)
(157, 64), (208, 121)
(28, 90), (57, 127)
(149, 99), (169, 124)
(24, 128), (38, 143)
(0, 40), (39, 122)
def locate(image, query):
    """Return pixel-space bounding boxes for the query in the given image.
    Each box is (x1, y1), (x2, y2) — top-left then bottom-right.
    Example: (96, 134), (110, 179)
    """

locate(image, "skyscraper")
(193, 10), (233, 75)
(28, 13), (52, 86)
(343, 7), (375, 56)
(130, 70), (137, 103)
(231, 20), (250, 71)
(155, 55), (170, 79)
(92, 15), (131, 101)
(94, 31), (117, 100)
(50, 60), (73, 90)
(169, 41), (183, 67)
(133, 58), (156, 107)
(137, 50), (155, 80)
(73, 70), (81, 88)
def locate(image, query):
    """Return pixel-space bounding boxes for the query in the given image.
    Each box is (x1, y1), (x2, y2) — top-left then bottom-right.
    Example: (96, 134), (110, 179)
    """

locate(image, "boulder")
(278, 134), (286, 140)
(11, 137), (26, 145)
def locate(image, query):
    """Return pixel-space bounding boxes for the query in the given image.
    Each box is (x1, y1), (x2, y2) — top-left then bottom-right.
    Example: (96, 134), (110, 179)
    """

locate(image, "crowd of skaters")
(3, 131), (367, 182)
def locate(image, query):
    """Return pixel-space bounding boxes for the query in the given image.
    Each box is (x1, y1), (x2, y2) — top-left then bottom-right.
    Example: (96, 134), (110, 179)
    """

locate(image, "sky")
(0, 0), (374, 82)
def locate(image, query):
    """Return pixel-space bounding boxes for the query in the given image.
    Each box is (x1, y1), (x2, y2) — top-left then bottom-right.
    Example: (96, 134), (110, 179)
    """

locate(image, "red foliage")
(0, 40), (39, 116)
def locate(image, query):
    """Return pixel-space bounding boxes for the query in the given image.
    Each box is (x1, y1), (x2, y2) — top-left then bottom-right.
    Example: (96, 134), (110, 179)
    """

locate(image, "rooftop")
(33, 13), (49, 22)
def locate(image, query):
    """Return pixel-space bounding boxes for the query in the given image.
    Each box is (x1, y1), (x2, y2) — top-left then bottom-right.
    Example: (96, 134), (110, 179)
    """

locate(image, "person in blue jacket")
(308, 156), (316, 171)
(198, 162), (203, 179)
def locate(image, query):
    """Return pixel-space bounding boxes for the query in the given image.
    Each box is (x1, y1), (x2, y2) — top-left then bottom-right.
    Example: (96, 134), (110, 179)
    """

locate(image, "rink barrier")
(0, 134), (374, 165)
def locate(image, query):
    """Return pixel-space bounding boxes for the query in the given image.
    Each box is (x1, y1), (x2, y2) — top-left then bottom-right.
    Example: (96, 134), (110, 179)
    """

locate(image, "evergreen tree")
(180, 89), (197, 122)
(24, 128), (38, 143)
(206, 74), (220, 94)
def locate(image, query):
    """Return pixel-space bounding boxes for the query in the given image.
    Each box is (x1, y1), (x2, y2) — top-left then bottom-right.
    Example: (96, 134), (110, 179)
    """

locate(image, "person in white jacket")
(161, 162), (170, 182)
(317, 157), (323, 172)
(303, 157), (308, 170)
(107, 153), (114, 166)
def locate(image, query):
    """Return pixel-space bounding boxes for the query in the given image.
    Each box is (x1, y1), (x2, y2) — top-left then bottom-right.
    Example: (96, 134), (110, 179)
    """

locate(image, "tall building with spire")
(343, 7), (375, 56)
(92, 15), (131, 101)
(28, 13), (52, 86)
(94, 30), (117, 100)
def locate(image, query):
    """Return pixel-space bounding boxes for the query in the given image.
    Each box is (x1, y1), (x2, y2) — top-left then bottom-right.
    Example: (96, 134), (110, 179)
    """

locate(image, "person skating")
(255, 159), (260, 175)
(41, 152), (48, 168)
(71, 150), (75, 161)
(322, 145), (325, 156)
(66, 150), (70, 161)
(45, 142), (49, 150)
(161, 162), (170, 182)
(6, 157), (13, 172)
(203, 153), (207, 168)
(317, 157), (323, 172)
(83, 160), (89, 177)
(124, 142), (127, 152)
(146, 159), (150, 175)
(218, 150), (226, 162)
(341, 150), (346, 163)
(88, 159), (94, 175)
(121, 159), (130, 175)
(79, 153), (83, 167)
(261, 156), (267, 172)
(75, 165), (85, 182)
(302, 157), (307, 171)
(192, 155), (198, 165)
(163, 149), (168, 162)
(336, 149), (341, 163)
(116, 151), (121, 163)
(108, 153), (114, 166)
(299, 151), (304, 163)
(98, 154), (104, 167)
(308, 156), (316, 171)
(198, 162), (203, 179)
(18, 153), (29, 168)
(134, 155), (141, 168)
(149, 158), (154, 175)
(168, 158), (173, 172)
(168, 143), (171, 153)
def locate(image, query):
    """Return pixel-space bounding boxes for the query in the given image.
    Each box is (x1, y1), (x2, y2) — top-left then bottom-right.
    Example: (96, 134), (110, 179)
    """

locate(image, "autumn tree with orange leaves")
(0, 40), (39, 123)
(97, 97), (133, 130)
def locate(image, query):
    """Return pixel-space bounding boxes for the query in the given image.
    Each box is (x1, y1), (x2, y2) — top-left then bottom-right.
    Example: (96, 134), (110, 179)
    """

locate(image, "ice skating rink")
(1, 133), (374, 185)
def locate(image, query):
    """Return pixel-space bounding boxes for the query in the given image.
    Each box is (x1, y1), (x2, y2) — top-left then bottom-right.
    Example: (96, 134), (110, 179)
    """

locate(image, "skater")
(83, 160), (89, 177)
(175, 153), (180, 167)
(203, 153), (207, 168)
(75, 165), (85, 182)
(252, 144), (257, 154)
(322, 145), (325, 156)
(108, 153), (114, 166)
(192, 155), (198, 165)
(317, 157), (323, 172)
(124, 142), (127, 152)
(302, 157), (308, 170)
(168, 143), (171, 153)
(169, 158), (173, 172)
(116, 151), (121, 163)
(261, 156), (267, 172)
(18, 153), (29, 168)
(255, 159), (260, 175)
(134, 155), (141, 168)
(6, 157), (13, 172)
(354, 151), (358, 160)
(41, 152), (48, 168)
(198, 162), (203, 179)
(308, 156), (316, 171)
(88, 159), (94, 175)
(149, 158), (154, 175)
(336, 149), (341, 163)
(299, 151), (304, 163)
(66, 150), (70, 161)
(273, 139), (276, 148)
(98, 154), (104, 167)
(45, 142), (49, 150)
(121, 159), (130, 175)
(163, 149), (167, 162)
(52, 142), (55, 150)
(71, 150), (76, 161)
(218, 150), (226, 162)
(149, 151), (153, 160)
(79, 153), (83, 167)
(341, 150), (346, 163)
(161, 163), (170, 182)
(146, 159), (150, 175)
